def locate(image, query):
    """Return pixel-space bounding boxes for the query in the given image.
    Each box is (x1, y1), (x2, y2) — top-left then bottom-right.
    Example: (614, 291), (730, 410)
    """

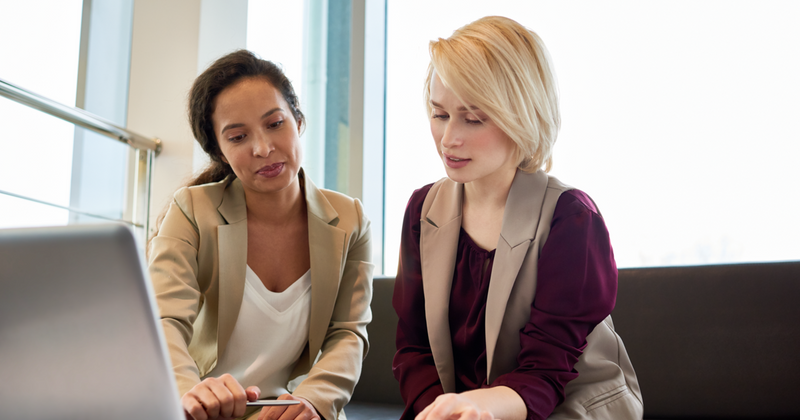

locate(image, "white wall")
(195, 0), (249, 173)
(127, 0), (248, 236)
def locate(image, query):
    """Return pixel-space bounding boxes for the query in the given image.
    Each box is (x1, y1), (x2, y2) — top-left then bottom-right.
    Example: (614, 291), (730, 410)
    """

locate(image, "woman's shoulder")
(405, 182), (436, 218)
(396, 182), (437, 242)
(317, 187), (358, 208)
(171, 177), (235, 219)
(183, 176), (231, 198)
(314, 187), (369, 233)
(544, 174), (601, 217)
(554, 188), (601, 219)
(411, 182), (436, 203)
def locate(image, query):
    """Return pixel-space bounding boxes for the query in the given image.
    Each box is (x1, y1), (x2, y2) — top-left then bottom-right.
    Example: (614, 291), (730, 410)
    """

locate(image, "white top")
(204, 266), (312, 397)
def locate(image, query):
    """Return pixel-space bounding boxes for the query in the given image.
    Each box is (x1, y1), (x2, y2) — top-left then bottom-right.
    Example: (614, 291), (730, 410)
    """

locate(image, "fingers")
(259, 404), (287, 420)
(259, 394), (319, 420)
(288, 395), (321, 420)
(420, 394), (456, 420)
(416, 394), (493, 420)
(212, 374), (247, 418)
(182, 392), (209, 420)
(246, 386), (262, 402)
(187, 383), (222, 419)
(181, 374), (248, 420)
(258, 394), (291, 420)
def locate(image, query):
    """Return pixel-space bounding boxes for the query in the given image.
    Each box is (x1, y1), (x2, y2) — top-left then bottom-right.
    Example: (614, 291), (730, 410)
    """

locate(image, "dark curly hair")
(187, 49), (305, 186)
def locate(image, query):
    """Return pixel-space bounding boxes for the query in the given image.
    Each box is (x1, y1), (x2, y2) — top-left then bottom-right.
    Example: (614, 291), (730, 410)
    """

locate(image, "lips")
(256, 162), (284, 178)
(443, 152), (470, 169)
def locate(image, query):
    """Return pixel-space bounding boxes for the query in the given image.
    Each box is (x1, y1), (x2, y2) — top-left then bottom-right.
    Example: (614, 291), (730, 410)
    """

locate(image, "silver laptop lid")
(0, 224), (183, 420)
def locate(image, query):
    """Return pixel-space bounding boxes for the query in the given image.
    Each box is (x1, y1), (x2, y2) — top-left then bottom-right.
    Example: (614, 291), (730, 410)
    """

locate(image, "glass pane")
(0, 193), (118, 230)
(247, 0), (305, 99)
(0, 192), (69, 230)
(0, 0), (83, 229)
(248, 0), (328, 186)
(384, 0), (800, 274)
(0, 100), (131, 228)
(0, 0), (83, 105)
(0, 98), (75, 207)
(69, 127), (130, 224)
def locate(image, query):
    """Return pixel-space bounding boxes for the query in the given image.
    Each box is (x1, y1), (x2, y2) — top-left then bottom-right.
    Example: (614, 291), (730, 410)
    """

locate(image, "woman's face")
(212, 77), (302, 197)
(429, 72), (518, 185)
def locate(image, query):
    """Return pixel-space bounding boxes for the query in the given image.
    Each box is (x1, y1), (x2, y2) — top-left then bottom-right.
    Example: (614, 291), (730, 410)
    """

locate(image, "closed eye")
(432, 113), (449, 120)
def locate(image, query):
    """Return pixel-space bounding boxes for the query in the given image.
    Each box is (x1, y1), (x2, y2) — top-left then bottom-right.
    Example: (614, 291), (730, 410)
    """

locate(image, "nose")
(439, 121), (461, 150)
(252, 132), (274, 157)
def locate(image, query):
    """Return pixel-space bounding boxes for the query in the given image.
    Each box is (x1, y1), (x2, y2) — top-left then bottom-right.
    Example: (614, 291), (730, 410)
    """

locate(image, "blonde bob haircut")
(424, 16), (560, 173)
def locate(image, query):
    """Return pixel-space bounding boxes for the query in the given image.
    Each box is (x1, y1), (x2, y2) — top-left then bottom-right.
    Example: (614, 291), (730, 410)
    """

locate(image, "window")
(384, 1), (800, 274)
(0, 1), (84, 229)
(247, 0), (388, 273)
(1, 0), (141, 237)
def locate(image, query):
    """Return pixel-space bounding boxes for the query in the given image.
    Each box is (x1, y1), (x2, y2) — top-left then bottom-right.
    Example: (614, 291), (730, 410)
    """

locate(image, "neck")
(463, 165), (517, 211)
(243, 176), (305, 225)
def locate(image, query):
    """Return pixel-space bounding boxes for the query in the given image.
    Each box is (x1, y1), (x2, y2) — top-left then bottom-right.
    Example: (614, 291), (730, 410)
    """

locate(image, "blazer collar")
(419, 180), (463, 393)
(215, 169), (339, 225)
(423, 179), (462, 229)
(215, 175), (246, 359)
(484, 169), (549, 381)
(499, 170), (550, 248)
(423, 170), (548, 244)
(301, 169), (339, 224)
(217, 177), (246, 224)
(420, 169), (550, 388)
(214, 169), (343, 364)
(298, 169), (345, 364)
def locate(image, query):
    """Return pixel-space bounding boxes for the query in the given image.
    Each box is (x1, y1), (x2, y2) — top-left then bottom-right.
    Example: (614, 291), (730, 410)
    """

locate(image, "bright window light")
(0, 0), (83, 229)
(384, 0), (800, 274)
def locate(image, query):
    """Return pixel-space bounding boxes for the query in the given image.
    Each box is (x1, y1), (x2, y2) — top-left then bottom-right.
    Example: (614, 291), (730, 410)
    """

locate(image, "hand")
(416, 393), (495, 420)
(258, 394), (320, 420)
(181, 373), (260, 420)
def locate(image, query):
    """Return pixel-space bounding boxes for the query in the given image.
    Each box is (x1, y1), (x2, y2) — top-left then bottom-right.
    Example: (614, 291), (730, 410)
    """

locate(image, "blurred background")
(2, 0), (798, 275)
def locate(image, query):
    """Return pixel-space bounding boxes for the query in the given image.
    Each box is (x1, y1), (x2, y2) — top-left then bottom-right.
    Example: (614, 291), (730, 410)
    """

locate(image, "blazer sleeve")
(490, 190), (618, 420)
(147, 188), (204, 397)
(392, 184), (444, 419)
(292, 198), (374, 420)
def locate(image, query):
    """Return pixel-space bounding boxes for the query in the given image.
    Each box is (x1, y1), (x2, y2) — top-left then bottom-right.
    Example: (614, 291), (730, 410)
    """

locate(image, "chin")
(443, 168), (474, 184)
(260, 170), (300, 191)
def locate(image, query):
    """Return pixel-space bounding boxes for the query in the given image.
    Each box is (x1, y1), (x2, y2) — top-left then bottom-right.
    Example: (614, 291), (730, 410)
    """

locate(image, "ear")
(220, 154), (228, 164)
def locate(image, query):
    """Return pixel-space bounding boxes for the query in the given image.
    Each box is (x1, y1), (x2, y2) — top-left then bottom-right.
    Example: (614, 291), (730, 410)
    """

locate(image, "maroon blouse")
(392, 183), (617, 420)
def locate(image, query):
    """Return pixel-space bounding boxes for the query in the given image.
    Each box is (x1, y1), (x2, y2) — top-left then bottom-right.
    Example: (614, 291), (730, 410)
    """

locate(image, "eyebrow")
(220, 108), (284, 134)
(430, 100), (479, 112)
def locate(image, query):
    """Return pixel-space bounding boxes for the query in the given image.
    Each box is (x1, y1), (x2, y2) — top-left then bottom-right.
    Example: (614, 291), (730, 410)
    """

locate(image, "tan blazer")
(420, 169), (643, 419)
(148, 170), (374, 420)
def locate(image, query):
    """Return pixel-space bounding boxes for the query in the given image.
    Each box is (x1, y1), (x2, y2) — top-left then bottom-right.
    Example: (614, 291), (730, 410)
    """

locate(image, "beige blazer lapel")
(484, 170), (549, 381)
(303, 174), (346, 368)
(420, 180), (463, 393)
(216, 178), (248, 360)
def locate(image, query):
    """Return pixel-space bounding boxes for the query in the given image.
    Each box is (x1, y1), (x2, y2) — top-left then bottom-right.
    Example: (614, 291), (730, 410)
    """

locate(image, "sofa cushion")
(613, 262), (800, 419)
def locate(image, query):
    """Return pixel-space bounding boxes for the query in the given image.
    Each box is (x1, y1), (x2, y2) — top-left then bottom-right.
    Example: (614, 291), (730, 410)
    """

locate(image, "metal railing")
(0, 77), (162, 241)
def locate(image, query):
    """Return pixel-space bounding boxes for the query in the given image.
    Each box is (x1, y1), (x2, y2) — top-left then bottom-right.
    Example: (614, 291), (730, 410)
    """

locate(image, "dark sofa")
(346, 261), (800, 419)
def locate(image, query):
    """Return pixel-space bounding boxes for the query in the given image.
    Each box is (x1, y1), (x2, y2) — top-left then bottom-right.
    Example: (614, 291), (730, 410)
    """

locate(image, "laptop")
(0, 223), (299, 419)
(0, 224), (184, 420)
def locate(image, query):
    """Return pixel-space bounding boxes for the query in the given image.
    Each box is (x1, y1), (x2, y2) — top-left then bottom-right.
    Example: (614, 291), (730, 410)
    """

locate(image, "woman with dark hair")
(148, 50), (373, 420)
(392, 17), (642, 420)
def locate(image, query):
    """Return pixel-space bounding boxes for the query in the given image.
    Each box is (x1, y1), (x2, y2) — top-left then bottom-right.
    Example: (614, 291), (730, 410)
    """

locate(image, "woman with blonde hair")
(392, 16), (643, 420)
